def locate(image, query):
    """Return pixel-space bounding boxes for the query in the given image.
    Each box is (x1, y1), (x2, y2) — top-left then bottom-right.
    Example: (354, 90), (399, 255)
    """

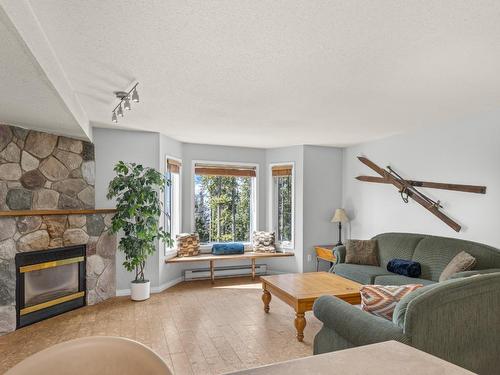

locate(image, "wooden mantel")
(0, 208), (117, 217)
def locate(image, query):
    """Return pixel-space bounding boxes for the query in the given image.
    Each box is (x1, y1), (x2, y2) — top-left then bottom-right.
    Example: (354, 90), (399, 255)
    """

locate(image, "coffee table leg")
(294, 312), (306, 342)
(262, 289), (271, 313)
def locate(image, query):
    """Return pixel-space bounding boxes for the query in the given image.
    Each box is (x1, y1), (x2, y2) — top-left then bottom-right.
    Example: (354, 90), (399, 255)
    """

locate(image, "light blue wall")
(93, 128), (160, 291)
(342, 115), (500, 247)
(303, 146), (343, 272)
(95, 114), (500, 293)
(94, 127), (344, 291)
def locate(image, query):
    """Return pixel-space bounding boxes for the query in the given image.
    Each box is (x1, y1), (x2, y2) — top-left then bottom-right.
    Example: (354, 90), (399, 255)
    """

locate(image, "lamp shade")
(331, 208), (349, 223)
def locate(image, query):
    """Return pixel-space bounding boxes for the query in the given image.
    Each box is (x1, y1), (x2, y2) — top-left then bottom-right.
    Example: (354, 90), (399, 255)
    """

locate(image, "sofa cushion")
(361, 284), (424, 320)
(374, 274), (435, 286)
(392, 283), (438, 328)
(411, 236), (500, 281)
(372, 233), (424, 268)
(345, 240), (379, 266)
(334, 264), (392, 284)
(439, 251), (476, 282)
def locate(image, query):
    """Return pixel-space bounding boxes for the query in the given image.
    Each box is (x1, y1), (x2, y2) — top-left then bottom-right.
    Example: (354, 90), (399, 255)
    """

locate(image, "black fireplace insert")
(15, 245), (86, 328)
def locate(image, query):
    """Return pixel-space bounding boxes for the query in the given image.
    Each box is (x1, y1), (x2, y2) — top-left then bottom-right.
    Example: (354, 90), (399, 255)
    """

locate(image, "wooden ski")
(357, 157), (462, 232)
(356, 175), (486, 194)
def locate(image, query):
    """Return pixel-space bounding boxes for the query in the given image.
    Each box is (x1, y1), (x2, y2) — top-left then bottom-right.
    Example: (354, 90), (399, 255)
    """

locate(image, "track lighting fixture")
(111, 82), (139, 123)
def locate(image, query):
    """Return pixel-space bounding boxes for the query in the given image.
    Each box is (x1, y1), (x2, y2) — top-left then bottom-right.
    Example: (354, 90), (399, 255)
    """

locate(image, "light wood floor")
(0, 277), (321, 374)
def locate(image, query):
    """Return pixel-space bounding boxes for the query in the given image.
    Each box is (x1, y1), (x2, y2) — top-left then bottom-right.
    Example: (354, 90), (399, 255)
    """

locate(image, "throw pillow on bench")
(212, 243), (245, 255)
(176, 233), (200, 257)
(252, 231), (276, 253)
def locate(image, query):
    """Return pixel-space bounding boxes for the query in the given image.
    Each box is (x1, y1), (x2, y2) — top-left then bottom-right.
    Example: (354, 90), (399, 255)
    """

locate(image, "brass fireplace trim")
(19, 256), (84, 273)
(20, 291), (85, 316)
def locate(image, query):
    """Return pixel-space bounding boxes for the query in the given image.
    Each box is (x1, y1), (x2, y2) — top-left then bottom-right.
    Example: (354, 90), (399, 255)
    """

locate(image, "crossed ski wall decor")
(356, 156), (487, 232)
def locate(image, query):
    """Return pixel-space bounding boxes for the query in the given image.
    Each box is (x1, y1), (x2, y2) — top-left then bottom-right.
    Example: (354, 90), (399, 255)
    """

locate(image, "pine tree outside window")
(193, 162), (257, 246)
(271, 164), (294, 249)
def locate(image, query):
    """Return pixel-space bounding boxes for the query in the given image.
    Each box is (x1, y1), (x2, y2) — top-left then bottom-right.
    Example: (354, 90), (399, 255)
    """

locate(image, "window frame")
(191, 160), (259, 252)
(164, 156), (182, 257)
(268, 162), (295, 250)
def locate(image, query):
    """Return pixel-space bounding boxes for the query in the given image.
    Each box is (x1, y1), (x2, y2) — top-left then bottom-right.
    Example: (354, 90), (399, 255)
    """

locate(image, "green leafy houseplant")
(107, 161), (173, 284)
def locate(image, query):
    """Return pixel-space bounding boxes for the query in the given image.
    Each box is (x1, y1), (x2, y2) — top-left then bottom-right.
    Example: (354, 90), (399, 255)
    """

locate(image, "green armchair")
(313, 273), (500, 374)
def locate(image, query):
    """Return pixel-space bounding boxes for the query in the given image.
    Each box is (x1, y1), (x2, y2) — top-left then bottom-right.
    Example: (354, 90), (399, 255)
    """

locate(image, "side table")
(314, 245), (336, 271)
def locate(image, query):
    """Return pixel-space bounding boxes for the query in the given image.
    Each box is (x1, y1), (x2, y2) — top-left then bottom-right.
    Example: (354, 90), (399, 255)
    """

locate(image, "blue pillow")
(212, 243), (245, 255)
(387, 259), (422, 278)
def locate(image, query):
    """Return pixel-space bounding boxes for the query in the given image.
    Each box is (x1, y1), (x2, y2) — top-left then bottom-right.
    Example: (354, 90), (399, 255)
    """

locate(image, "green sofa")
(332, 232), (500, 285)
(313, 233), (500, 374)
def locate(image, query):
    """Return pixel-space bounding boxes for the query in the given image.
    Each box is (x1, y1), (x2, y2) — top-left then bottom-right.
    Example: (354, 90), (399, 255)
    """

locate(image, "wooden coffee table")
(261, 272), (361, 342)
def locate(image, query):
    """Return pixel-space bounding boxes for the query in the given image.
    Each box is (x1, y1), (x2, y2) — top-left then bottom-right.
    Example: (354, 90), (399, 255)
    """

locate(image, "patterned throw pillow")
(252, 231), (276, 253)
(360, 284), (423, 320)
(176, 233), (200, 257)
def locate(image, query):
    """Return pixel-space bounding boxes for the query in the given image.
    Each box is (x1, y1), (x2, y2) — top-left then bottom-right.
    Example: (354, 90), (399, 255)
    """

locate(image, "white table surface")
(225, 341), (475, 375)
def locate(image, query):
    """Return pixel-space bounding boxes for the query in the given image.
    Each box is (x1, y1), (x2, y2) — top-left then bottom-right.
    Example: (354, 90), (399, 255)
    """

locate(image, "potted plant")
(107, 161), (172, 301)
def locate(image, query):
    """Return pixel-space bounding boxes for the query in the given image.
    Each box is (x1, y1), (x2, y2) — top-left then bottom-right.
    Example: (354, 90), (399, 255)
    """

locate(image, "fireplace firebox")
(15, 245), (86, 328)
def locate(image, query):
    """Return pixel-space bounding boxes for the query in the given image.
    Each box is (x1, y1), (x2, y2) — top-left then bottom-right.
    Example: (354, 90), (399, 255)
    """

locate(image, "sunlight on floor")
(213, 283), (262, 290)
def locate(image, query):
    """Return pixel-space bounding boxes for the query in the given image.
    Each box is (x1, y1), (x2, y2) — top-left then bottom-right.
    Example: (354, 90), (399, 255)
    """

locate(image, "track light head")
(112, 111), (118, 123)
(131, 87), (139, 102)
(117, 104), (124, 117)
(124, 98), (131, 110)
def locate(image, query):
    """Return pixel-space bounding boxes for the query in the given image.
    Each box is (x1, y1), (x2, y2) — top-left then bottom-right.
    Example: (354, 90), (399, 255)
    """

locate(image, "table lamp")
(331, 209), (349, 246)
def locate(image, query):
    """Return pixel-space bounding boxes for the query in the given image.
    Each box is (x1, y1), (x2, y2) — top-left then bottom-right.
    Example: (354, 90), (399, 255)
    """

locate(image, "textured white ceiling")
(0, 6), (86, 139)
(24, 1), (500, 147)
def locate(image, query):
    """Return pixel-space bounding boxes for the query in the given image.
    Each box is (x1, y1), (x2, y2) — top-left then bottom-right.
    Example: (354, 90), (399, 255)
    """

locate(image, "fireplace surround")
(0, 124), (118, 335)
(15, 245), (86, 328)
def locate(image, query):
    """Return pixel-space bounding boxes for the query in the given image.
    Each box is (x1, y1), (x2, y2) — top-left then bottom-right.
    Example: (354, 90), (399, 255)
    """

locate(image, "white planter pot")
(130, 280), (150, 301)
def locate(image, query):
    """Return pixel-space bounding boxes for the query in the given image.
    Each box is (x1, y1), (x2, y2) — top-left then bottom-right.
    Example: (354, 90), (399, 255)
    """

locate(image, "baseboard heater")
(184, 264), (268, 281)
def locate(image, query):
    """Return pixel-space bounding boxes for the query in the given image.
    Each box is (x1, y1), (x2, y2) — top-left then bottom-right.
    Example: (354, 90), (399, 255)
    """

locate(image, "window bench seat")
(166, 251), (294, 283)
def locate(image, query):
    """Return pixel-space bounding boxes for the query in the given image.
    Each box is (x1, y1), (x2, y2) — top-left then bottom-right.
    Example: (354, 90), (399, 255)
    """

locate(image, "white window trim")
(268, 161), (295, 250)
(191, 159), (259, 253)
(164, 155), (182, 258)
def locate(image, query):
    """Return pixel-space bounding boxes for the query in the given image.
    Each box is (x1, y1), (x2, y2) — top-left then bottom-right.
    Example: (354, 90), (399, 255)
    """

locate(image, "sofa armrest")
(449, 268), (500, 280)
(402, 273), (500, 371)
(333, 245), (346, 264)
(313, 295), (408, 347)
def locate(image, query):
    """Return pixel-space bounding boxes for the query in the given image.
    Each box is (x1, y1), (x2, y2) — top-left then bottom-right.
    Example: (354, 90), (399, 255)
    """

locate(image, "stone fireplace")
(0, 123), (117, 335)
